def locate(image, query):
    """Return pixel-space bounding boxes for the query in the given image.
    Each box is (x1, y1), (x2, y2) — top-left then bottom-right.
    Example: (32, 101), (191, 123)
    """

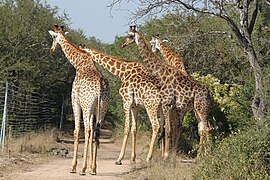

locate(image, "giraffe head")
(150, 34), (168, 53)
(48, 25), (68, 53)
(121, 25), (137, 47)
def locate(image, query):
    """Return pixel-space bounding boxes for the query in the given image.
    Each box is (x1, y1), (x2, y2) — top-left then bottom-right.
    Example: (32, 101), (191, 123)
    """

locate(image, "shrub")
(193, 121), (270, 179)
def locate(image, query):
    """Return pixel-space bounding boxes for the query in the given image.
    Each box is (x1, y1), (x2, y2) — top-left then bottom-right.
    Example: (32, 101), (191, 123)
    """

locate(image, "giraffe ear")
(64, 31), (69, 35)
(54, 24), (59, 31)
(48, 30), (57, 36)
(162, 39), (169, 43)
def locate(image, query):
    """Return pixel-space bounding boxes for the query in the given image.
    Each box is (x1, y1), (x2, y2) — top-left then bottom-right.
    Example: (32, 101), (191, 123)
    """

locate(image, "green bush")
(193, 121), (270, 179)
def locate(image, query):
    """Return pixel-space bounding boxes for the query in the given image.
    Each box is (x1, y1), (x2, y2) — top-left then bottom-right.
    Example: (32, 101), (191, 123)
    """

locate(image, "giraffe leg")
(79, 113), (92, 176)
(89, 121), (97, 175)
(99, 98), (109, 127)
(162, 105), (171, 159)
(70, 94), (81, 173)
(171, 111), (185, 154)
(158, 107), (165, 157)
(145, 104), (160, 162)
(197, 121), (208, 155)
(79, 127), (90, 175)
(195, 110), (210, 156)
(115, 102), (131, 165)
(130, 106), (138, 164)
(170, 110), (176, 151)
(90, 135), (97, 175)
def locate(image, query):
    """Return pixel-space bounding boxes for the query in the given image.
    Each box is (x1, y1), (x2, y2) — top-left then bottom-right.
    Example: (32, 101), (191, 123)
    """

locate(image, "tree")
(110, 0), (267, 121)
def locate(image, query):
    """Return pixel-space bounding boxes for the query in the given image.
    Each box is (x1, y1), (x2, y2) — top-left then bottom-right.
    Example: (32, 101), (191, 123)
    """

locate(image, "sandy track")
(5, 130), (133, 180)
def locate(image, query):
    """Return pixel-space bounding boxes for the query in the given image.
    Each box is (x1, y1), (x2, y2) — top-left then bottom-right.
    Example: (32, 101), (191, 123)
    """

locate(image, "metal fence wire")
(0, 81), (59, 142)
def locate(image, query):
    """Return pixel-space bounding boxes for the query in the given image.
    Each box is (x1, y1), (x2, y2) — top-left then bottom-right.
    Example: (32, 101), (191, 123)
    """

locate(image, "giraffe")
(150, 34), (189, 76)
(48, 25), (109, 175)
(80, 44), (163, 165)
(122, 26), (212, 157)
(150, 34), (191, 151)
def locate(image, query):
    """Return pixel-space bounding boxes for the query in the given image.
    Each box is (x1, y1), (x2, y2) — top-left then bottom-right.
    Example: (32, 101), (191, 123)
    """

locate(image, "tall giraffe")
(48, 25), (109, 175)
(150, 34), (190, 150)
(80, 44), (162, 165)
(122, 26), (212, 157)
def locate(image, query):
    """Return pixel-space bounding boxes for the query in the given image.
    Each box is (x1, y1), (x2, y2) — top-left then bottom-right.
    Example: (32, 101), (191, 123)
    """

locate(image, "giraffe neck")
(158, 40), (188, 76)
(134, 32), (167, 79)
(84, 47), (141, 80)
(58, 35), (95, 69)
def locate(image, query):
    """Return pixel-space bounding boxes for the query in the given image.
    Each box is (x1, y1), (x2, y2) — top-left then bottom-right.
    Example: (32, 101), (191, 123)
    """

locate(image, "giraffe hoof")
(90, 171), (97, 175)
(115, 161), (122, 165)
(70, 168), (76, 173)
(79, 171), (86, 176)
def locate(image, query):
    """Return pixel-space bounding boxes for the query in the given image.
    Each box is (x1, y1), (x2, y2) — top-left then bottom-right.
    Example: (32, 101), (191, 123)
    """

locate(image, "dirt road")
(4, 130), (134, 180)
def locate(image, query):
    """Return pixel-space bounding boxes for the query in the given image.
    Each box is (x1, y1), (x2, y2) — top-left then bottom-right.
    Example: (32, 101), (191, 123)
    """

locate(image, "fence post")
(0, 81), (8, 151)
(59, 95), (64, 131)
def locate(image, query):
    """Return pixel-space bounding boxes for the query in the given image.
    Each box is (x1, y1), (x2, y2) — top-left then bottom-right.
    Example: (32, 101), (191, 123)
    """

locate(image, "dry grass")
(4, 128), (59, 156)
(0, 128), (59, 179)
(125, 152), (197, 180)
(112, 128), (197, 179)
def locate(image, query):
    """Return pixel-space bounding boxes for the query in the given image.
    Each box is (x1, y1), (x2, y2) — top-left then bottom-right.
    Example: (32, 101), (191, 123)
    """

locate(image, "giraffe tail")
(94, 122), (101, 148)
(94, 94), (101, 148)
(157, 105), (165, 144)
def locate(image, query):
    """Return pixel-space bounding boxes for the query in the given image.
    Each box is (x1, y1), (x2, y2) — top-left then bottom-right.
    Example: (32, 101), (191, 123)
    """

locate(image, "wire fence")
(0, 80), (59, 148)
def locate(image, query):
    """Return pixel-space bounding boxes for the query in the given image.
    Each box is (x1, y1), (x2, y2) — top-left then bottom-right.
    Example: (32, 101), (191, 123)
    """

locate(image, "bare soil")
(0, 129), (195, 180)
(0, 129), (134, 180)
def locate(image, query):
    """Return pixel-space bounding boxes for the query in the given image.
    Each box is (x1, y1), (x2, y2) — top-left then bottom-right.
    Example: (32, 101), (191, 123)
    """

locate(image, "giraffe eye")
(51, 34), (57, 39)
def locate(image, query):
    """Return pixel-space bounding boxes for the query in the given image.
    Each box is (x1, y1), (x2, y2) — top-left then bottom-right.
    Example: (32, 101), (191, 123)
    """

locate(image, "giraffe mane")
(60, 34), (90, 56)
(84, 46), (139, 64)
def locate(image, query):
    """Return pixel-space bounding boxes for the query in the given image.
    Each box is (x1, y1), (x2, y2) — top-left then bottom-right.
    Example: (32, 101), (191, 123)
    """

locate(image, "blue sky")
(42, 1), (139, 44)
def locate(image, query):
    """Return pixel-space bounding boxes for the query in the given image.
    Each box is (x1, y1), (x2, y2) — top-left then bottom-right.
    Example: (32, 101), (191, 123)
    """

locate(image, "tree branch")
(248, 0), (258, 34)
(207, 31), (241, 48)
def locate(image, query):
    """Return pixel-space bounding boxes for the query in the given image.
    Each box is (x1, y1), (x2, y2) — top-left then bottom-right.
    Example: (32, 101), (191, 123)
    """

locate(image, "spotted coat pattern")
(49, 25), (109, 175)
(82, 46), (162, 164)
(122, 26), (211, 158)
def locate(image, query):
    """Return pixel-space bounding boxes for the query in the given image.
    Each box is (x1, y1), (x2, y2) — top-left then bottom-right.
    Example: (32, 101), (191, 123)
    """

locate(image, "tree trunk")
(246, 48), (266, 121)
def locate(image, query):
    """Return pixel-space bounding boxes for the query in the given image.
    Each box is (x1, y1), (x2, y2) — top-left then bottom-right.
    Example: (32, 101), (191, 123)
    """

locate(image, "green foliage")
(0, 0), (71, 93)
(141, 14), (249, 84)
(180, 73), (248, 153)
(192, 73), (241, 114)
(194, 121), (270, 179)
(191, 72), (253, 129)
